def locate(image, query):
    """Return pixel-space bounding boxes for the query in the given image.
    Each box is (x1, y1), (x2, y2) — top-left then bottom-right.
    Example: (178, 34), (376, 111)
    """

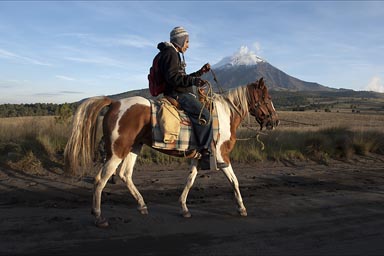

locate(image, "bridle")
(247, 82), (275, 128)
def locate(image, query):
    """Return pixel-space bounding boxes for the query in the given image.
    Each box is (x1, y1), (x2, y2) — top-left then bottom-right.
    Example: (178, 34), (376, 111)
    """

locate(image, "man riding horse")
(64, 26), (280, 227)
(155, 26), (212, 170)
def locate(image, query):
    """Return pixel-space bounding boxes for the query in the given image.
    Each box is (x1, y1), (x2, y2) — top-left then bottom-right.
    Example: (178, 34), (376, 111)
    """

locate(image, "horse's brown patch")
(103, 101), (121, 160)
(220, 114), (242, 164)
(113, 104), (151, 159)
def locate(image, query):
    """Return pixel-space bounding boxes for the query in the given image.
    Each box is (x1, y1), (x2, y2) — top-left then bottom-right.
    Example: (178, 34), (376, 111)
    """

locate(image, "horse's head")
(247, 78), (279, 130)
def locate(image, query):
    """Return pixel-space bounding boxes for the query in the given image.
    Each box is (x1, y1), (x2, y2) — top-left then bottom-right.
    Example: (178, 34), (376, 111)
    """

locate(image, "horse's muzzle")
(265, 119), (280, 130)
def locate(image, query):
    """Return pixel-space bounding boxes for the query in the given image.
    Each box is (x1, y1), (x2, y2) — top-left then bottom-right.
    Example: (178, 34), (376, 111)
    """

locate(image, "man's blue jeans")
(176, 92), (213, 151)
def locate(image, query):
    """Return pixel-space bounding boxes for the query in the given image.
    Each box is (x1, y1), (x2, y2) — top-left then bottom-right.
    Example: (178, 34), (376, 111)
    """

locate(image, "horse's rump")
(150, 99), (219, 151)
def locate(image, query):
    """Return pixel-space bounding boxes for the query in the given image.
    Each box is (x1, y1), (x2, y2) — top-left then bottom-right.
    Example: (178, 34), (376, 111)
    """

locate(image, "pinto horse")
(64, 77), (279, 227)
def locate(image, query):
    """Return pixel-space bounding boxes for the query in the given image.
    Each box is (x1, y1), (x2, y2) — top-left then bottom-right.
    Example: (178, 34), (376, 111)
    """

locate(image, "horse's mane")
(214, 85), (249, 117)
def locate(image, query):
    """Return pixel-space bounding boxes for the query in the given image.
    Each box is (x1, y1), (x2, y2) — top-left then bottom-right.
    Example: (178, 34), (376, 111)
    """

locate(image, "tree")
(55, 103), (73, 124)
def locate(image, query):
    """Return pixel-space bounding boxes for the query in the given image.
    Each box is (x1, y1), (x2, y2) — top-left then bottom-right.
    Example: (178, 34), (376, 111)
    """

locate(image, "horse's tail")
(64, 96), (113, 175)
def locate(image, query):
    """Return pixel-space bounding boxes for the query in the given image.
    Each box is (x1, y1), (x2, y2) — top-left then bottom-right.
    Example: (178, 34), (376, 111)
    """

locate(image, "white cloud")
(57, 33), (153, 48)
(0, 79), (31, 87)
(64, 56), (125, 68)
(252, 41), (262, 54)
(107, 35), (153, 48)
(233, 46), (265, 64)
(0, 48), (51, 66)
(0, 48), (17, 58)
(366, 76), (384, 93)
(213, 45), (266, 68)
(56, 75), (76, 81)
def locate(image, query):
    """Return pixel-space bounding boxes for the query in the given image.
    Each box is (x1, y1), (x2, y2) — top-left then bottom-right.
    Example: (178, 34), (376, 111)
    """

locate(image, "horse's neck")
(216, 88), (249, 124)
(230, 87), (249, 119)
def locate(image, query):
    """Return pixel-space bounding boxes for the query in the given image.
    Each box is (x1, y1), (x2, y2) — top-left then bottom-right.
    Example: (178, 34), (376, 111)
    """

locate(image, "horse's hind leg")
(119, 146), (148, 215)
(179, 159), (199, 218)
(220, 164), (247, 216)
(92, 155), (122, 226)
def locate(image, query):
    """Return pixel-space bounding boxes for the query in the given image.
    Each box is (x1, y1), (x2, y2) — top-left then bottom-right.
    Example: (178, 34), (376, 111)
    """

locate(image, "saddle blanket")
(150, 99), (219, 151)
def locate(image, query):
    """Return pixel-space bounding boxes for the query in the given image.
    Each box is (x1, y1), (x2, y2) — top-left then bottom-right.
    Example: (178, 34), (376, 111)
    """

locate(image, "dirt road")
(1, 155), (384, 255)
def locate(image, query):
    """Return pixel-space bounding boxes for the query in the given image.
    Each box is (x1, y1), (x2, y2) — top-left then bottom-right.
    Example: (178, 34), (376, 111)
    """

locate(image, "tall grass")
(1, 115), (383, 175)
(231, 126), (384, 164)
(0, 116), (71, 173)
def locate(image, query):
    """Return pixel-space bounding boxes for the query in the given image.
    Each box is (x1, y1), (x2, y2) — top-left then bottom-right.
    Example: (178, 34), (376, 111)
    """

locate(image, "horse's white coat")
(119, 147), (148, 214)
(214, 99), (232, 164)
(92, 154), (122, 218)
(270, 101), (276, 112)
(179, 159), (199, 217)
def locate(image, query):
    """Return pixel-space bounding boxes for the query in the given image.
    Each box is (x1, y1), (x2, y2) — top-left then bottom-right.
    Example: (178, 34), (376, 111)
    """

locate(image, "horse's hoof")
(91, 209), (100, 217)
(138, 206), (148, 215)
(238, 208), (247, 217)
(95, 216), (109, 228)
(182, 210), (192, 218)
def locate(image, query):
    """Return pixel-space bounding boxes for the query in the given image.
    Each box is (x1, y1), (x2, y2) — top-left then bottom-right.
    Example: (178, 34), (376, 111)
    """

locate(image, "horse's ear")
(257, 77), (265, 89)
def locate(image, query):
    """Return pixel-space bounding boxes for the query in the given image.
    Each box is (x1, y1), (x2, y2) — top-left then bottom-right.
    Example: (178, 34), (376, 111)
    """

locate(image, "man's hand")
(195, 77), (208, 87)
(200, 63), (211, 74)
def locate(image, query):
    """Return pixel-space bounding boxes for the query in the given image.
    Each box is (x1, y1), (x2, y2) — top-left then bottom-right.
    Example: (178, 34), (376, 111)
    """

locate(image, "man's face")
(180, 36), (189, 53)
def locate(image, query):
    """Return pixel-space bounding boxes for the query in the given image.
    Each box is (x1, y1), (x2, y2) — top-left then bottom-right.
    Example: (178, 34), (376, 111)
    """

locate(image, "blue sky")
(0, 1), (383, 104)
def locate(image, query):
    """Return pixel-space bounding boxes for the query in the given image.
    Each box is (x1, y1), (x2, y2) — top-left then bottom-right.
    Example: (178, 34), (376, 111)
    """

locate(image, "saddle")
(162, 87), (213, 110)
(150, 95), (219, 152)
(163, 96), (181, 110)
(157, 97), (183, 144)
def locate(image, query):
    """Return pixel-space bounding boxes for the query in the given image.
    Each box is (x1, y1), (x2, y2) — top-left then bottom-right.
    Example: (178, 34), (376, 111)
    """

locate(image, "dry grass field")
(0, 101), (384, 255)
(1, 108), (383, 171)
(277, 110), (384, 131)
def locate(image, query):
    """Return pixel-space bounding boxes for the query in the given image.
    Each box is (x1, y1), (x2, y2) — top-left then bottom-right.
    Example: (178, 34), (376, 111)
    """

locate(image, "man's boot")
(198, 149), (211, 170)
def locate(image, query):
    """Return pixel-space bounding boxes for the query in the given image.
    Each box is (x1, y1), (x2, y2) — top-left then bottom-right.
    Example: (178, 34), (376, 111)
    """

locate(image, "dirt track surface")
(1, 156), (384, 255)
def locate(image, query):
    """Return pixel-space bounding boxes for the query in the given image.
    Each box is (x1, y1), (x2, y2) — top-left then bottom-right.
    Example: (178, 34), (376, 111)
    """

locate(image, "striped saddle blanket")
(150, 99), (219, 151)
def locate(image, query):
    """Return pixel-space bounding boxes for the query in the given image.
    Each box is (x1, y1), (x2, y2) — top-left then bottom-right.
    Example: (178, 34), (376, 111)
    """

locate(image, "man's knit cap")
(170, 26), (189, 48)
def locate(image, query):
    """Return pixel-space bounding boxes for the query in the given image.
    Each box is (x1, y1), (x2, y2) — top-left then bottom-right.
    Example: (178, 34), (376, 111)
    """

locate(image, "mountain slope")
(204, 46), (334, 92)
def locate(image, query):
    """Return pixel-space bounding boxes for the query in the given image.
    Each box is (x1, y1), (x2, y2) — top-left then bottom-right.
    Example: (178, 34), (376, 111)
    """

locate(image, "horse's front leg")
(221, 164), (247, 216)
(179, 159), (199, 218)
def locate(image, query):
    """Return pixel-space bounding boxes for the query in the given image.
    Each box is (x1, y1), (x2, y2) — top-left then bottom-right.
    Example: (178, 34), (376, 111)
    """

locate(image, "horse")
(64, 77), (279, 227)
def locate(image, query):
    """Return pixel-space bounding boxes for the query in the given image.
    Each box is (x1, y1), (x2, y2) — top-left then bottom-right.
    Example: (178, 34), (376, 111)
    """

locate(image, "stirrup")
(192, 151), (202, 159)
(199, 118), (207, 125)
(217, 162), (229, 169)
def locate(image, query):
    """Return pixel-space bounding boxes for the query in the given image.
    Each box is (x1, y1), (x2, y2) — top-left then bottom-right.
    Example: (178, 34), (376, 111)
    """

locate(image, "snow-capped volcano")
(213, 46), (265, 69)
(204, 46), (333, 92)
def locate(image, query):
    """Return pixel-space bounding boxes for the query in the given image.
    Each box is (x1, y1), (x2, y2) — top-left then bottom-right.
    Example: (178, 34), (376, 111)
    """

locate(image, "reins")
(210, 69), (225, 94)
(237, 133), (265, 150)
(197, 68), (230, 124)
(198, 71), (271, 151)
(197, 82), (215, 125)
(236, 123), (267, 150)
(279, 118), (318, 127)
